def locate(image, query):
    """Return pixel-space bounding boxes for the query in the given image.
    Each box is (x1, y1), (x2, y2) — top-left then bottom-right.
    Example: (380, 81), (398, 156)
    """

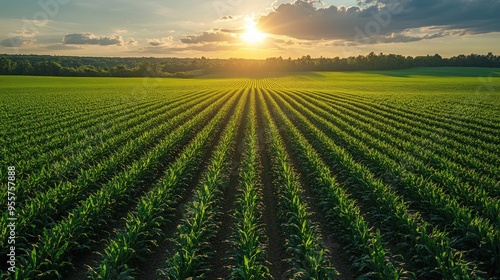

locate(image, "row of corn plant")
(422, 103), (500, 136)
(9, 98), (112, 137)
(159, 91), (246, 279)
(5, 88), (211, 182)
(268, 90), (477, 279)
(6, 92), (239, 280)
(329, 91), (500, 150)
(3, 97), (158, 177)
(0, 91), (228, 256)
(359, 93), (500, 146)
(6, 85), (134, 136)
(228, 93), (271, 280)
(5, 94), (137, 153)
(279, 90), (499, 277)
(0, 99), (158, 209)
(258, 90), (338, 279)
(2, 88), (206, 177)
(314, 91), (499, 167)
(286, 90), (500, 221)
(303, 90), (499, 197)
(301, 90), (498, 194)
(263, 90), (407, 279)
(294, 90), (500, 226)
(1, 90), (207, 208)
(87, 90), (243, 279)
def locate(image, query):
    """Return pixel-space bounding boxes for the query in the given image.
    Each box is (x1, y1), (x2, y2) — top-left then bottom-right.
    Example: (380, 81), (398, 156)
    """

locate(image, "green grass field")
(1, 68), (499, 279)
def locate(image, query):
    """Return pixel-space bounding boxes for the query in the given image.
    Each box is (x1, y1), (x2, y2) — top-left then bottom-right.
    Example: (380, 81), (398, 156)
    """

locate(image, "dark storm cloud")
(257, 0), (500, 43)
(180, 32), (238, 44)
(63, 33), (136, 46)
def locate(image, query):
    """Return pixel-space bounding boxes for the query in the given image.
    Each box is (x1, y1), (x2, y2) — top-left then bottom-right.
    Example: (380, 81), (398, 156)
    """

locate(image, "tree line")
(0, 52), (499, 77)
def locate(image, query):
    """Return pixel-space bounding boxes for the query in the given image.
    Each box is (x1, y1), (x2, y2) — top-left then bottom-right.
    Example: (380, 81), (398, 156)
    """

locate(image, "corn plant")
(268, 89), (477, 279)
(229, 93), (271, 280)
(280, 89), (498, 276)
(265, 90), (408, 279)
(9, 92), (237, 280)
(292, 90), (499, 225)
(258, 90), (339, 279)
(87, 91), (238, 279)
(0, 92), (225, 255)
(159, 91), (246, 279)
(310, 90), (499, 175)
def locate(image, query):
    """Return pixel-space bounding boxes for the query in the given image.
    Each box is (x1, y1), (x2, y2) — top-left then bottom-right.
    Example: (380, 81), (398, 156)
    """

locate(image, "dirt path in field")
(255, 89), (287, 280)
(264, 89), (357, 280)
(204, 90), (250, 279)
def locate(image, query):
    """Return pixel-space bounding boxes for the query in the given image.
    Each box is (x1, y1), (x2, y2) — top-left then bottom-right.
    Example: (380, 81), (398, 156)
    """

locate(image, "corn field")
(1, 72), (499, 279)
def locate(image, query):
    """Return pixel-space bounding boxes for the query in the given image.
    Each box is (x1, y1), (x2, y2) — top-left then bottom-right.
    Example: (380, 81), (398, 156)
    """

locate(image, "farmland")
(1, 68), (499, 279)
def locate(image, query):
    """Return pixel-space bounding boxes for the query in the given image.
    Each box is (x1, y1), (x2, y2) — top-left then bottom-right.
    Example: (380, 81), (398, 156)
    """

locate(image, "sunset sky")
(1, 0), (499, 58)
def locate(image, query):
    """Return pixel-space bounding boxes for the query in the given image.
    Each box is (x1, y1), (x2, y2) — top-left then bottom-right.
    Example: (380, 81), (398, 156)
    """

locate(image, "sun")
(241, 18), (267, 44)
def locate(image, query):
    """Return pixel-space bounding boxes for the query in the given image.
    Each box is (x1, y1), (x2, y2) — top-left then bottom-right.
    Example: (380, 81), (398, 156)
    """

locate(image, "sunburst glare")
(241, 17), (267, 44)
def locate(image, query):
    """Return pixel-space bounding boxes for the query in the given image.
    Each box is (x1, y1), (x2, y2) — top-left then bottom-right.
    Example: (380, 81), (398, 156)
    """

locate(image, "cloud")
(371, 29), (465, 44)
(126, 38), (138, 46)
(148, 36), (174, 47)
(1, 36), (36, 47)
(62, 32), (137, 46)
(180, 31), (238, 44)
(271, 38), (296, 46)
(220, 16), (234, 20)
(139, 43), (236, 55)
(45, 43), (82, 50)
(217, 28), (243, 34)
(257, 0), (500, 43)
(257, 1), (364, 40)
(1, 30), (36, 47)
(114, 29), (128, 34)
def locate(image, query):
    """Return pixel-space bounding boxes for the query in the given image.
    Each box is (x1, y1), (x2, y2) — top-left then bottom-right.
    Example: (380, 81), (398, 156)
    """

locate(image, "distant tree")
(1, 52), (499, 77)
(0, 57), (16, 74)
(33, 61), (62, 76)
(78, 65), (100, 76)
(110, 64), (133, 76)
(14, 60), (33, 75)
